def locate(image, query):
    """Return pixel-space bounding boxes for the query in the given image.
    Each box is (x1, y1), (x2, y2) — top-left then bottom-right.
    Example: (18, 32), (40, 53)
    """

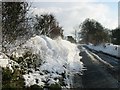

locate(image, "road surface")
(85, 46), (120, 87)
(73, 46), (118, 88)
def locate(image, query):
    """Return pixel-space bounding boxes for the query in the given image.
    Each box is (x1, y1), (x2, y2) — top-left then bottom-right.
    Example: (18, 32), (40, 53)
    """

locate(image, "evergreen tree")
(112, 27), (120, 45)
(33, 14), (63, 38)
(2, 2), (29, 43)
(80, 18), (109, 44)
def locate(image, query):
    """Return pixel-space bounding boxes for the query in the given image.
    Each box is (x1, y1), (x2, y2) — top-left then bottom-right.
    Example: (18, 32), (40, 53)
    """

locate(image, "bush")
(18, 57), (23, 64)
(2, 84), (13, 89)
(2, 68), (25, 89)
(49, 83), (61, 90)
(30, 84), (43, 90)
(2, 67), (12, 82)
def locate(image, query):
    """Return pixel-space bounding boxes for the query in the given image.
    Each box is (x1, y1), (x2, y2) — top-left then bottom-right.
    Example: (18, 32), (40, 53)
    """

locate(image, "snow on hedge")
(0, 52), (19, 72)
(86, 43), (120, 58)
(12, 35), (83, 87)
(0, 52), (9, 67)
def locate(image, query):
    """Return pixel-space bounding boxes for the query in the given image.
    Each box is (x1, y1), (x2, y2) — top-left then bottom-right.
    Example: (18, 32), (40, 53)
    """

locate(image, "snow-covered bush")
(10, 49), (42, 70)
(2, 35), (83, 88)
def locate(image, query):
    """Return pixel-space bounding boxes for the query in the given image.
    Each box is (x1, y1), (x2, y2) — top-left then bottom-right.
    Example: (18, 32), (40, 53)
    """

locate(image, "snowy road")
(77, 45), (118, 88)
(85, 46), (119, 68)
(83, 46), (120, 88)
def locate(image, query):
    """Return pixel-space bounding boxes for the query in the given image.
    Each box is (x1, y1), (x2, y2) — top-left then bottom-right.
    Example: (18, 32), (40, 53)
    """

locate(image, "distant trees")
(2, 2), (65, 54)
(33, 14), (63, 39)
(2, 2), (30, 43)
(66, 36), (76, 43)
(2, 2), (63, 42)
(111, 27), (120, 45)
(80, 18), (109, 45)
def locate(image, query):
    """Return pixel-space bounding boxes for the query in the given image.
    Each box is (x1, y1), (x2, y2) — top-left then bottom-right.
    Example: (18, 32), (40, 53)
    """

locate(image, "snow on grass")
(86, 43), (120, 58)
(12, 35), (83, 87)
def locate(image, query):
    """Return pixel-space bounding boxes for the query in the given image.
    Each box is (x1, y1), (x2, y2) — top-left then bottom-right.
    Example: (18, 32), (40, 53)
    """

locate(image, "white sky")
(27, 0), (119, 2)
(30, 0), (118, 36)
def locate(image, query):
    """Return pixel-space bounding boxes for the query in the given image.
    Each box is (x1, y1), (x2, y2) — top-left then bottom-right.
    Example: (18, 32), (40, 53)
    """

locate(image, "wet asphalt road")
(85, 47), (120, 88)
(73, 46), (118, 88)
(81, 50), (118, 88)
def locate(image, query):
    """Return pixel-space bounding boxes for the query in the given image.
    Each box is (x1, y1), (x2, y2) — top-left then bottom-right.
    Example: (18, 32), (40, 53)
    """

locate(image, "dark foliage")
(112, 28), (120, 45)
(80, 18), (109, 44)
(2, 2), (29, 43)
(33, 14), (63, 39)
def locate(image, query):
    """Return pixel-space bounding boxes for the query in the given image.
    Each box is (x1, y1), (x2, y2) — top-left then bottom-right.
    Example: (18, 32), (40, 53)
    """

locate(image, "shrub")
(49, 83), (61, 90)
(30, 84), (43, 90)
(2, 67), (12, 82)
(2, 68), (25, 89)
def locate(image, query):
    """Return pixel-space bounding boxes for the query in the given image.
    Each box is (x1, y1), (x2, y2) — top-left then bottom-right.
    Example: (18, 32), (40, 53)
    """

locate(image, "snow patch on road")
(83, 47), (96, 61)
(90, 52), (114, 68)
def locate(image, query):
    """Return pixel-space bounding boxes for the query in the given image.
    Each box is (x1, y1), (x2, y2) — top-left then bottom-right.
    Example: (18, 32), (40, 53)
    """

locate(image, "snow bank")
(0, 52), (9, 67)
(0, 52), (19, 72)
(12, 35), (83, 87)
(86, 43), (120, 58)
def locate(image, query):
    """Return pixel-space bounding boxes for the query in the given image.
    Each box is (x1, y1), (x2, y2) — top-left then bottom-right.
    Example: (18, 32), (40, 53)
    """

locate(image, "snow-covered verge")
(86, 43), (120, 58)
(1, 35), (83, 88)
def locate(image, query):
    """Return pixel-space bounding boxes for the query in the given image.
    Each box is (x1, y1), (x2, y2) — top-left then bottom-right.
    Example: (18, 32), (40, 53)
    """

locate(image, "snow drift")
(0, 52), (9, 67)
(11, 35), (83, 87)
(0, 52), (20, 72)
(86, 43), (120, 58)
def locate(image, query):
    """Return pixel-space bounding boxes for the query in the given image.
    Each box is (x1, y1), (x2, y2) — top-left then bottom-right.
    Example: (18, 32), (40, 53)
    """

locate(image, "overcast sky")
(30, 0), (118, 36)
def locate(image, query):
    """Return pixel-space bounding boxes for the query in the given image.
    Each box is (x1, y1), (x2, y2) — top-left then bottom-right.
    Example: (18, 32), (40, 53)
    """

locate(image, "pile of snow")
(12, 35), (83, 87)
(0, 52), (9, 67)
(0, 52), (19, 72)
(86, 43), (120, 58)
